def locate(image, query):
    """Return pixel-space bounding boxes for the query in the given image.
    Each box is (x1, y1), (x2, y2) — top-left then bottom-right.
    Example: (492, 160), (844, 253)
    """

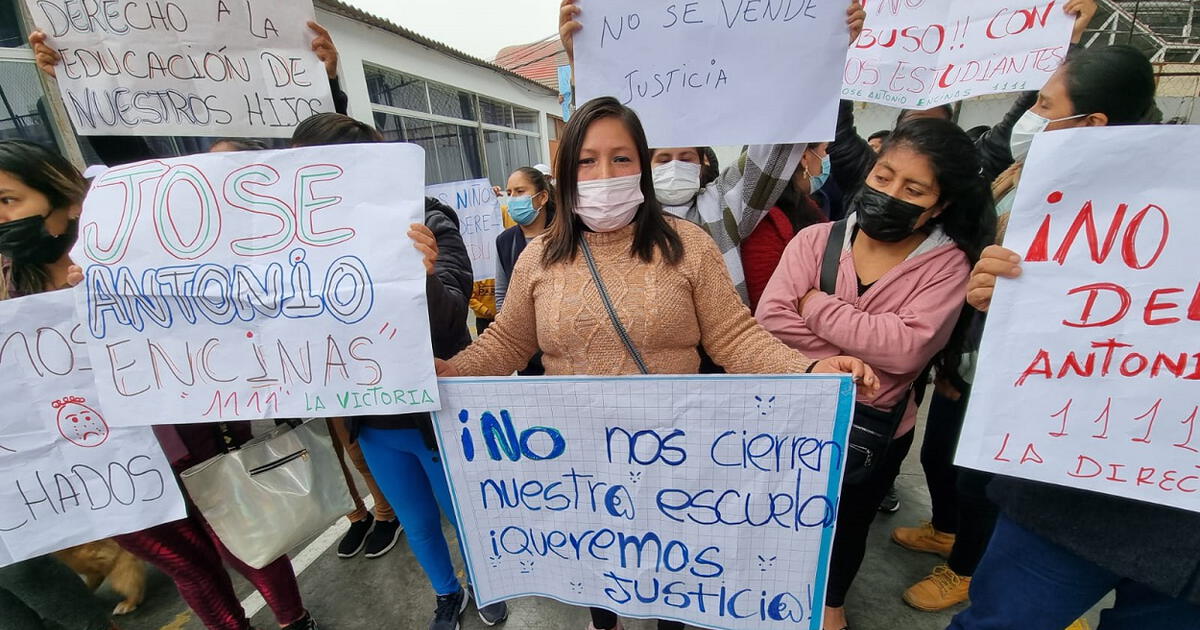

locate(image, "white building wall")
(317, 8), (560, 166)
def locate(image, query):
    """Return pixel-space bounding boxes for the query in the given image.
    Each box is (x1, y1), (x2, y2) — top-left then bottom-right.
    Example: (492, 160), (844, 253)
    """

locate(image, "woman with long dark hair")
(438, 96), (878, 630)
(756, 119), (996, 630)
(0, 140), (120, 630)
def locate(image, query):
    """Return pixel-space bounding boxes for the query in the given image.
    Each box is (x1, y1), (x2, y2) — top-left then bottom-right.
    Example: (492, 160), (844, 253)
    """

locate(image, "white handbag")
(180, 419), (353, 569)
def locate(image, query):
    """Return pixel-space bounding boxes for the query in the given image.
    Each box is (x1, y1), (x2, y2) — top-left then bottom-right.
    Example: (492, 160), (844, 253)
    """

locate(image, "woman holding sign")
(755, 119), (996, 630)
(557, 0), (868, 306)
(946, 44), (1200, 630)
(0, 140), (124, 630)
(0, 138), (319, 630)
(438, 96), (879, 630)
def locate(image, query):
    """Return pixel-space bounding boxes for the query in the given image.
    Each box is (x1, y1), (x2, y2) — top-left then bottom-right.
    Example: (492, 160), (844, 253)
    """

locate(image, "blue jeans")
(949, 515), (1200, 630)
(357, 427), (461, 596)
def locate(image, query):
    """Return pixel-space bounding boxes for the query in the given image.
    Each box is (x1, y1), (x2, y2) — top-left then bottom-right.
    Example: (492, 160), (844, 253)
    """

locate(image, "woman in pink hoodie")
(756, 118), (996, 630)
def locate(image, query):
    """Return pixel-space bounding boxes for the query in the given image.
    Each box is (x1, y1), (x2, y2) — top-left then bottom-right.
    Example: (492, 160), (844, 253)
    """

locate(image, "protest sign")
(433, 375), (855, 630)
(24, 0), (333, 137)
(957, 125), (1200, 514)
(70, 143), (439, 426)
(842, 0), (1073, 109)
(573, 0), (847, 147)
(0, 290), (185, 566)
(425, 179), (503, 282)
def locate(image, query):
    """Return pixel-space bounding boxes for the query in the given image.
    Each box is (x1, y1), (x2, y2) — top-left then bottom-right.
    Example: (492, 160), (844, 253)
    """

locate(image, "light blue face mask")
(809, 154), (831, 193)
(507, 194), (540, 226)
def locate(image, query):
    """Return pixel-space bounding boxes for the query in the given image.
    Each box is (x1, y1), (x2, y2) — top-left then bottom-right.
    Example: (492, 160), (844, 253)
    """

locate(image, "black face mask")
(851, 186), (931, 243)
(0, 214), (76, 264)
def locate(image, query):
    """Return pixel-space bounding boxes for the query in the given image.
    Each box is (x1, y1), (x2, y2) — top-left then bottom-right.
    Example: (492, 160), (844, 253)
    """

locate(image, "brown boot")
(903, 564), (970, 612)
(892, 521), (955, 558)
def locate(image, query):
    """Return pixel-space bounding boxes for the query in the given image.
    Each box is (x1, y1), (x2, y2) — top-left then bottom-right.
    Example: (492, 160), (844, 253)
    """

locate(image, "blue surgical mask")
(809, 154), (831, 192)
(507, 194), (540, 226)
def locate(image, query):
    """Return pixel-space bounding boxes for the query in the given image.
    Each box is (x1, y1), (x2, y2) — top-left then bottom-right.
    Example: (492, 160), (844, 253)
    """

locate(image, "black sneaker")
(469, 585), (509, 626)
(878, 485), (901, 513)
(363, 518), (403, 559)
(281, 612), (317, 630)
(337, 515), (375, 558)
(430, 589), (468, 630)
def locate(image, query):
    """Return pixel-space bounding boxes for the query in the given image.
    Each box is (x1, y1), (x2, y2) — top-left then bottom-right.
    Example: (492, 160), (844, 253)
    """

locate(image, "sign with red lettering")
(957, 125), (1200, 513)
(70, 143), (440, 426)
(25, 0), (334, 136)
(842, 0), (1073, 110)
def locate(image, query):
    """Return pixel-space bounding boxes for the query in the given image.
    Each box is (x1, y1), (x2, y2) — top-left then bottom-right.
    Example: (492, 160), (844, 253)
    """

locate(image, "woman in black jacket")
(291, 114), (509, 630)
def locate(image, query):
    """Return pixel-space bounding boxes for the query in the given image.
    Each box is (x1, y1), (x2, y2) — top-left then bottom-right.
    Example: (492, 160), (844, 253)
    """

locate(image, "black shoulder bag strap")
(820, 219), (849, 295)
(579, 238), (650, 375)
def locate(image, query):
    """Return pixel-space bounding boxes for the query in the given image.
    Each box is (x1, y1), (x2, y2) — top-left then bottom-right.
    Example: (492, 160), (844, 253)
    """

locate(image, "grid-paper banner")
(433, 375), (855, 630)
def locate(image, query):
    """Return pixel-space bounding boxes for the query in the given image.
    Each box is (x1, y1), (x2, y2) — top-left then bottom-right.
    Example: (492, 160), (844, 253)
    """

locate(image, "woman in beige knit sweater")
(439, 97), (878, 630)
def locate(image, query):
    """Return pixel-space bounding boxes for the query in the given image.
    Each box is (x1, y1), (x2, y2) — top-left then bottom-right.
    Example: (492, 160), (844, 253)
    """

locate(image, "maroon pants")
(114, 515), (305, 630)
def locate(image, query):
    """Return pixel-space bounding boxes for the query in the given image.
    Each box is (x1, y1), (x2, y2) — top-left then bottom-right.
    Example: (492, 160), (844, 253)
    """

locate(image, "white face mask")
(1009, 110), (1087, 162)
(575, 174), (645, 232)
(652, 160), (702, 206)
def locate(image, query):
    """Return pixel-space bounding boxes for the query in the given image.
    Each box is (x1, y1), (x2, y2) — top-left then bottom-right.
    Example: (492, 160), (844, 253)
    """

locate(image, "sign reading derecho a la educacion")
(71, 144), (439, 426)
(24, 0), (333, 136)
(434, 375), (855, 630)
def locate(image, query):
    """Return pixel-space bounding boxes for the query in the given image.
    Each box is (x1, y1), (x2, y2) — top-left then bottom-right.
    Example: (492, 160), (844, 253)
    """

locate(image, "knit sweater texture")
(448, 217), (815, 377)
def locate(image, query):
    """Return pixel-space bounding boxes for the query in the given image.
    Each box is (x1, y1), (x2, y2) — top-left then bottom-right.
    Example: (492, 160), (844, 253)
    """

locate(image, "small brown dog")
(55, 539), (146, 615)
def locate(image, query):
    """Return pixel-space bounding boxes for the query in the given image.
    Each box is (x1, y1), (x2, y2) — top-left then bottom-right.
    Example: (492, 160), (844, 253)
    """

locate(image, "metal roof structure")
(1086, 1), (1200, 62)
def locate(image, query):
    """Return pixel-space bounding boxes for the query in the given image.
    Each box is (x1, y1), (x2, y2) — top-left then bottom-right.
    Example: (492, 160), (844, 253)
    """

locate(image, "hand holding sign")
(308, 21), (340, 80)
(1066, 0), (1098, 43)
(966, 245), (1023, 312)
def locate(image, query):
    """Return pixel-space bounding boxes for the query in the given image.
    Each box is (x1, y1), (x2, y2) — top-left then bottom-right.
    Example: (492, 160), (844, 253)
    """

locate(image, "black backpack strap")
(820, 219), (848, 295)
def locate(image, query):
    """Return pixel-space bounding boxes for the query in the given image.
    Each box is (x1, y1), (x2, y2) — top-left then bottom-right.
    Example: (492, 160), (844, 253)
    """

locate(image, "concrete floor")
(95, 413), (1109, 630)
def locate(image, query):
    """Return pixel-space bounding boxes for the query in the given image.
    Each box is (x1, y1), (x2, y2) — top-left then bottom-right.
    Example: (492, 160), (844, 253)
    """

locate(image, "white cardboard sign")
(70, 144), (439, 426)
(574, 0), (848, 146)
(433, 375), (856, 630)
(425, 179), (503, 282)
(842, 0), (1072, 109)
(0, 290), (185, 566)
(957, 125), (1200, 513)
(25, 0), (334, 136)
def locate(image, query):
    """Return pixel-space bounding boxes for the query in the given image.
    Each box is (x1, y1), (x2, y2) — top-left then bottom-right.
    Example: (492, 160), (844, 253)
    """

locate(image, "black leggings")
(920, 389), (999, 576)
(826, 430), (915, 607)
(590, 608), (684, 629)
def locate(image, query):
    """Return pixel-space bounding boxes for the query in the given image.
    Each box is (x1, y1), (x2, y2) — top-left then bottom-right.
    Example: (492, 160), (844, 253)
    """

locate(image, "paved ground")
(96, 412), (1109, 630)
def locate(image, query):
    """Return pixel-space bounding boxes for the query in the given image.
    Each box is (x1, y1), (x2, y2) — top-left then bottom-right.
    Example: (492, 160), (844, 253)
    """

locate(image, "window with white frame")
(364, 64), (542, 187)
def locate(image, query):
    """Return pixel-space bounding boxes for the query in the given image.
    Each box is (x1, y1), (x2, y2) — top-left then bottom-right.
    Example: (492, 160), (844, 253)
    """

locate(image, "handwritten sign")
(573, 0), (847, 147)
(842, 0), (1072, 109)
(70, 143), (439, 426)
(425, 179), (503, 282)
(433, 375), (855, 630)
(957, 126), (1200, 513)
(0, 290), (185, 566)
(25, 0), (333, 136)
